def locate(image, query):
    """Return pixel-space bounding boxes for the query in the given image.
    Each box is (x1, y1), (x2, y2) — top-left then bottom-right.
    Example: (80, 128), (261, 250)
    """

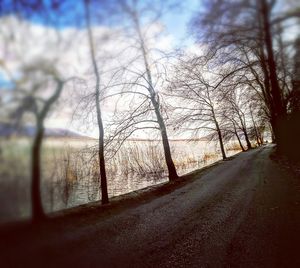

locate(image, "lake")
(0, 137), (241, 223)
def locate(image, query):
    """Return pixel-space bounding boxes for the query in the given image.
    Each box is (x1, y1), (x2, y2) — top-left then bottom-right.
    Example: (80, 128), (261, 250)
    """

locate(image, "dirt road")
(1, 145), (300, 267)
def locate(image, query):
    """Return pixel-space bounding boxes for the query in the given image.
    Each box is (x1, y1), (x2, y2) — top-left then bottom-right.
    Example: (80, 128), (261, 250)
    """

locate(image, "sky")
(0, 0), (202, 138)
(0, 0), (200, 43)
(1, 0), (298, 139)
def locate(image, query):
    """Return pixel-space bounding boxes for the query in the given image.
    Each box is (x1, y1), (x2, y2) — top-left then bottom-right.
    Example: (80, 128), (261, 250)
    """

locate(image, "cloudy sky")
(0, 0), (202, 138)
(0, 0), (298, 139)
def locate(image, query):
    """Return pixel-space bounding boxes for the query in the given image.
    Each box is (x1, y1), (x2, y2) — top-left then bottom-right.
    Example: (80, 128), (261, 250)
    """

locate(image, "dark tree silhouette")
(84, 0), (109, 204)
(192, 0), (300, 159)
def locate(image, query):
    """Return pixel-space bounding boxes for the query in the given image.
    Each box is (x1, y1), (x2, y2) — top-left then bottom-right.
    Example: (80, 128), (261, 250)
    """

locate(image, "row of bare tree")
(192, 0), (300, 156)
(0, 0), (299, 221)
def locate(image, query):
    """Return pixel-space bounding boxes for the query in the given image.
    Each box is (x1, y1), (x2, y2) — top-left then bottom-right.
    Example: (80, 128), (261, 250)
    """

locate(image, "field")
(0, 137), (241, 223)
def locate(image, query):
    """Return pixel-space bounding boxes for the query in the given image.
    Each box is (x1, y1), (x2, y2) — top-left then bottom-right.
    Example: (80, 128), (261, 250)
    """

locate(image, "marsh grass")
(0, 137), (241, 221)
(226, 143), (243, 151)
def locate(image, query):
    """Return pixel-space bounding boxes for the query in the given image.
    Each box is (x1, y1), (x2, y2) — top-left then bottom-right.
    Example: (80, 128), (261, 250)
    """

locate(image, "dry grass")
(226, 142), (242, 151)
(202, 152), (219, 163)
(0, 138), (241, 216)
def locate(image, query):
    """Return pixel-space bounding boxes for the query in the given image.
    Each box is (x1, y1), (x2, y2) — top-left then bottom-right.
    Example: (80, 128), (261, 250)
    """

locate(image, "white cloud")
(0, 15), (177, 138)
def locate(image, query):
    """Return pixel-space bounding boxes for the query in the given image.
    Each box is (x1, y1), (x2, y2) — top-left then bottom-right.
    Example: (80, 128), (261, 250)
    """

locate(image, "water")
(0, 137), (240, 223)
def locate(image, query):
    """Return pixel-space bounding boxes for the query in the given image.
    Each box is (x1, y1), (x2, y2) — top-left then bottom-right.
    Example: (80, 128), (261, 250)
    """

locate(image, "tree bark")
(243, 127), (252, 150)
(85, 0), (109, 204)
(233, 123), (245, 151)
(213, 113), (226, 160)
(237, 112), (252, 149)
(250, 108), (261, 146)
(260, 0), (286, 149)
(133, 11), (178, 180)
(217, 126), (227, 160)
(152, 95), (178, 180)
(31, 123), (45, 221)
(31, 79), (64, 222)
(97, 98), (109, 204)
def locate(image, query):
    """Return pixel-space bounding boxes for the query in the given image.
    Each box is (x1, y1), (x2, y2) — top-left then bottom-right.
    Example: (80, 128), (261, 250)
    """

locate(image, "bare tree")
(0, 0), (81, 220)
(192, 0), (300, 157)
(222, 87), (253, 150)
(168, 55), (228, 160)
(83, 0), (109, 204)
(11, 63), (69, 221)
(107, 0), (179, 180)
(223, 120), (246, 152)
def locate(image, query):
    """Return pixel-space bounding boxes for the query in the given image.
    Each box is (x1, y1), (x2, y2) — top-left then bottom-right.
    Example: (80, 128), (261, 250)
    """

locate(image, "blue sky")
(0, 0), (201, 90)
(0, 73), (13, 89)
(0, 0), (200, 43)
(162, 0), (200, 46)
(0, 0), (202, 137)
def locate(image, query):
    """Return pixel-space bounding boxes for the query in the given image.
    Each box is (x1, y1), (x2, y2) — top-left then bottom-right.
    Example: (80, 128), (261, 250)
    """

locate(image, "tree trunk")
(133, 12), (178, 180)
(214, 119), (226, 160)
(269, 123), (276, 143)
(243, 128), (252, 150)
(85, 0), (109, 204)
(250, 109), (261, 146)
(236, 132), (245, 151)
(31, 124), (45, 221)
(260, 0), (286, 149)
(31, 80), (64, 222)
(238, 113), (252, 149)
(283, 37), (300, 160)
(97, 92), (109, 204)
(233, 124), (245, 151)
(238, 113), (252, 150)
(152, 96), (178, 180)
(218, 130), (227, 160)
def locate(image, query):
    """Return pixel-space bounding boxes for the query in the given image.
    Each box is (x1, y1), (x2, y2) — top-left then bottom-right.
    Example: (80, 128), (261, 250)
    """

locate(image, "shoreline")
(0, 150), (244, 232)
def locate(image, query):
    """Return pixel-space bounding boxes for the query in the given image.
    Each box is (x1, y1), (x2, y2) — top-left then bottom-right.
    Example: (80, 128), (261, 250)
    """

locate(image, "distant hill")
(0, 123), (90, 139)
(44, 128), (89, 138)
